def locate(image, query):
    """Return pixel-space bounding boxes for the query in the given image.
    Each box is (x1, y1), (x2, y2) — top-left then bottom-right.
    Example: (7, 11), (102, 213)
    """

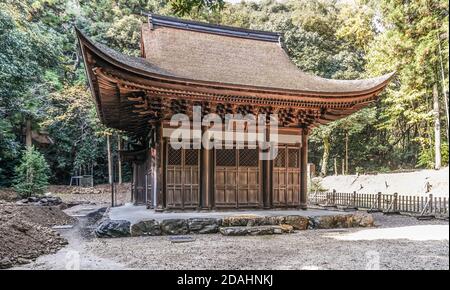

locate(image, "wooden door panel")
(166, 147), (199, 209)
(184, 188), (193, 204)
(216, 171), (225, 185)
(279, 189), (286, 203)
(248, 189), (259, 203)
(175, 188), (183, 206)
(225, 189), (237, 204)
(227, 171), (237, 184)
(238, 172), (248, 186)
(287, 189), (294, 204)
(273, 172), (279, 186)
(133, 162), (147, 205)
(273, 145), (301, 207)
(216, 189), (225, 204)
(166, 189), (174, 205)
(279, 172), (286, 185)
(248, 171), (258, 184)
(238, 189), (248, 203)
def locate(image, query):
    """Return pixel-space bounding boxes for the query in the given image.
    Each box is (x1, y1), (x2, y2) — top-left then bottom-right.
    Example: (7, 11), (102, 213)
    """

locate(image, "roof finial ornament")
(142, 11), (154, 30)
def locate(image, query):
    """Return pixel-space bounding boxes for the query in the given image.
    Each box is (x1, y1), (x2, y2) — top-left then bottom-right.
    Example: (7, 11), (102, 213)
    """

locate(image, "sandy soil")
(0, 203), (75, 268)
(319, 167), (449, 197)
(13, 211), (449, 270)
(0, 188), (17, 202)
(49, 183), (131, 206)
(0, 183), (131, 206)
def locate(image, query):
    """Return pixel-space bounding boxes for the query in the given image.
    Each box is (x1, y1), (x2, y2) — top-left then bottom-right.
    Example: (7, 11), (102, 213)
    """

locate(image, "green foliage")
(105, 15), (142, 57)
(41, 85), (107, 183)
(13, 146), (50, 197)
(365, 0), (449, 169)
(417, 142), (449, 169)
(170, 0), (225, 16)
(0, 2), (62, 184)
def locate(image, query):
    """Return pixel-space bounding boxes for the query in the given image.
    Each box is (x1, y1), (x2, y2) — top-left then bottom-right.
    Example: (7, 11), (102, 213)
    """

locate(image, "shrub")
(309, 177), (327, 193)
(13, 146), (50, 198)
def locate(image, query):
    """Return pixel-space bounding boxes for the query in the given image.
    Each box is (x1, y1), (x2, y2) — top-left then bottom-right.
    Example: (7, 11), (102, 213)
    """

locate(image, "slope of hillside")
(319, 167), (449, 197)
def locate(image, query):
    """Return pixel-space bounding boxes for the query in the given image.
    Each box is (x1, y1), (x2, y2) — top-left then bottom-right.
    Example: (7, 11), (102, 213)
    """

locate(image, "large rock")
(279, 224), (294, 233)
(40, 196), (63, 206)
(0, 258), (13, 269)
(219, 225), (290, 236)
(160, 219), (189, 235)
(188, 218), (221, 234)
(95, 219), (130, 238)
(349, 213), (374, 227)
(265, 216), (286, 225)
(283, 215), (309, 230)
(313, 215), (351, 229)
(221, 215), (290, 227)
(17, 196), (63, 206)
(221, 215), (266, 227)
(311, 213), (374, 229)
(130, 219), (161, 236)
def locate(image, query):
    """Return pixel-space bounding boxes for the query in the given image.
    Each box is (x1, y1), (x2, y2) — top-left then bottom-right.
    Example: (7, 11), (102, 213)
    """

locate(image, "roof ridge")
(144, 13), (281, 43)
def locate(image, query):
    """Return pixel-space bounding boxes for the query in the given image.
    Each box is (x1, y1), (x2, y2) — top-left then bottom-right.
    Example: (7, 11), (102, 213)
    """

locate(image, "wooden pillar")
(117, 134), (122, 184)
(106, 134), (113, 184)
(262, 125), (272, 209)
(154, 124), (166, 210)
(200, 125), (213, 209)
(299, 128), (309, 209)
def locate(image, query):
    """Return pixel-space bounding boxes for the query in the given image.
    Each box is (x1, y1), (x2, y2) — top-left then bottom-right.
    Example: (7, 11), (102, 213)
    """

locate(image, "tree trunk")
(433, 83), (441, 169)
(117, 134), (122, 184)
(25, 119), (32, 148)
(107, 134), (113, 184)
(437, 33), (449, 142)
(320, 135), (330, 176)
(334, 158), (338, 176)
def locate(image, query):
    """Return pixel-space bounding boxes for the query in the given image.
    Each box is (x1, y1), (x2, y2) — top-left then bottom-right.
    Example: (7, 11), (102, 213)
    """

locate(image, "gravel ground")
(14, 212), (449, 270)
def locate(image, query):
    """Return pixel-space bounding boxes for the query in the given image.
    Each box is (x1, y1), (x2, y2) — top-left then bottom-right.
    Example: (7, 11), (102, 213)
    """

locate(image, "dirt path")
(12, 205), (128, 270)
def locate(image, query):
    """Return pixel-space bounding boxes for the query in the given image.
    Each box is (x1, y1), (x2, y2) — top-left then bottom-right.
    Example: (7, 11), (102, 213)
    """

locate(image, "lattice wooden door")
(273, 145), (300, 207)
(215, 147), (260, 208)
(166, 146), (200, 209)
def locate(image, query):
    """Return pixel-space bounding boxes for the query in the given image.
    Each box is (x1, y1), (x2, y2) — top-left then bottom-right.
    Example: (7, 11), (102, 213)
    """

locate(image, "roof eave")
(76, 27), (394, 100)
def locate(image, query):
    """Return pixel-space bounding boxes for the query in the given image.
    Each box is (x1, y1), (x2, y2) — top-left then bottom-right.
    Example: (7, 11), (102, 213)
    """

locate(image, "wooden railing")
(308, 190), (449, 217)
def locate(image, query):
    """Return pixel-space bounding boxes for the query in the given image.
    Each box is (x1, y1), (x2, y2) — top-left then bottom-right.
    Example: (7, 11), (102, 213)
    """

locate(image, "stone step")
(219, 225), (294, 236)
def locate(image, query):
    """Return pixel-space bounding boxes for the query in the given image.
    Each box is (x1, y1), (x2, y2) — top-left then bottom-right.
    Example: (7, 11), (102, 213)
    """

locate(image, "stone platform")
(94, 205), (375, 238)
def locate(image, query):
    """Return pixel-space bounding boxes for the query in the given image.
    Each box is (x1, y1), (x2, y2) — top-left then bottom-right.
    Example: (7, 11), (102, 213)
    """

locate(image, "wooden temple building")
(77, 14), (393, 211)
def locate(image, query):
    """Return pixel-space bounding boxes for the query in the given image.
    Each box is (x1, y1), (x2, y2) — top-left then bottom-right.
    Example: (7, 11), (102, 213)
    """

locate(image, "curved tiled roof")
(76, 14), (393, 97)
(141, 15), (393, 95)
